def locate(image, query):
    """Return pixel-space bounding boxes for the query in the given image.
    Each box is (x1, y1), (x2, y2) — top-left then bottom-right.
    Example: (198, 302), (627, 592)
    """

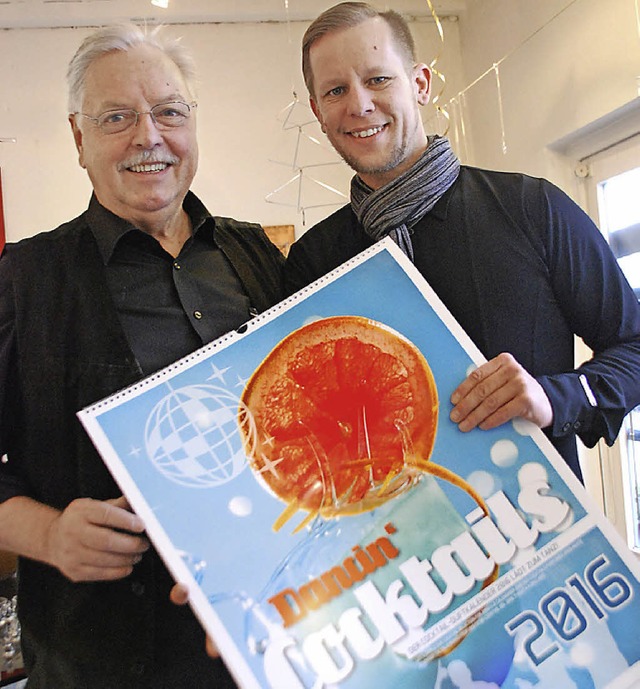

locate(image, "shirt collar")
(88, 190), (212, 264)
(428, 171), (461, 221)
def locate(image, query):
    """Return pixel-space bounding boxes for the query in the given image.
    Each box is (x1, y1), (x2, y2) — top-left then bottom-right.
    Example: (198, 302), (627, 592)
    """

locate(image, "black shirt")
(92, 193), (253, 375)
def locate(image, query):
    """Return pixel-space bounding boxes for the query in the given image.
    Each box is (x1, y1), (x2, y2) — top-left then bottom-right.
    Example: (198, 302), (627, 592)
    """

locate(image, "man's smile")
(127, 162), (170, 173)
(348, 124), (386, 138)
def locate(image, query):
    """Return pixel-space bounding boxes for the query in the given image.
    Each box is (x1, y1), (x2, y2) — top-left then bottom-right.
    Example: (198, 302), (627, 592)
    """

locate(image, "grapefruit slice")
(239, 316), (439, 530)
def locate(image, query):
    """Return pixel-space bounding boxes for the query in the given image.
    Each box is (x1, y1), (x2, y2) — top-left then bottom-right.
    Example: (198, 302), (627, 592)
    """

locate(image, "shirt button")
(573, 421), (582, 431)
(194, 310), (203, 320)
(131, 581), (145, 596)
(562, 422), (572, 433)
(173, 261), (181, 270)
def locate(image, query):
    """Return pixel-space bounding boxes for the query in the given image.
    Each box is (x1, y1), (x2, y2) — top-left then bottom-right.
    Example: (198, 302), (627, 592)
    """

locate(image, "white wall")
(1, 0), (637, 242)
(453, 0), (640, 198)
(0, 16), (462, 243)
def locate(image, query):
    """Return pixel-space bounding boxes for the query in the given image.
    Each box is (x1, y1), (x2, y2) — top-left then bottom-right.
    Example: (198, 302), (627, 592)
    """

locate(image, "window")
(597, 166), (640, 298)
(583, 136), (640, 551)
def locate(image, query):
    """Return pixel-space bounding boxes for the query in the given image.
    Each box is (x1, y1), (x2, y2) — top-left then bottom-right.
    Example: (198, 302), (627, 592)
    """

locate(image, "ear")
(309, 97), (327, 134)
(414, 63), (432, 106)
(69, 115), (87, 169)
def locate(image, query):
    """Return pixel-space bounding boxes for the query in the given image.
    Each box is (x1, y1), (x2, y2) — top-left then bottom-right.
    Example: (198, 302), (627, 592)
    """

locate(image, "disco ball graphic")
(144, 385), (249, 488)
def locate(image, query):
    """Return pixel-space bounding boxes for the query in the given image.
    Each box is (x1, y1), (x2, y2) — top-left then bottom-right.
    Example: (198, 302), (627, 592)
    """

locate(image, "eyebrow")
(93, 94), (188, 111)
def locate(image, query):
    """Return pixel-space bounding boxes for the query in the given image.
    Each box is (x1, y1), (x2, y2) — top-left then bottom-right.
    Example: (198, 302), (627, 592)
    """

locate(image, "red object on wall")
(0, 169), (5, 252)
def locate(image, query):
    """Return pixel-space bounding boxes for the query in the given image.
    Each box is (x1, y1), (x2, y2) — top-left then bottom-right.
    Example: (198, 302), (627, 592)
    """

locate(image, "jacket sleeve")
(534, 180), (640, 448)
(0, 248), (31, 501)
(284, 206), (372, 297)
(214, 217), (285, 313)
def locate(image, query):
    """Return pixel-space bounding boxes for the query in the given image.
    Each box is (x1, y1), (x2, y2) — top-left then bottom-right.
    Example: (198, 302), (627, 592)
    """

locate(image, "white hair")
(66, 23), (198, 113)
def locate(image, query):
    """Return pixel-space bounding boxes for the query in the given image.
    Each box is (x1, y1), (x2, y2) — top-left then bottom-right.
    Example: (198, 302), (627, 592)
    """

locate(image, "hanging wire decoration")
(265, 95), (348, 226)
(458, 91), (471, 162)
(264, 0), (348, 227)
(424, 0), (449, 135)
(425, 0), (585, 160)
(449, 97), (461, 157)
(450, 93), (470, 163)
(493, 63), (508, 155)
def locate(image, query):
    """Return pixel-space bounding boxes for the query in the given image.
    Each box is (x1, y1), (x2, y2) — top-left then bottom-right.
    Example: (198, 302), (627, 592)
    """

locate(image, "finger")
(206, 637), (220, 658)
(108, 495), (133, 512)
(450, 364), (510, 427)
(56, 540), (145, 582)
(474, 391), (524, 431)
(456, 384), (513, 432)
(71, 512), (149, 556)
(76, 548), (146, 570)
(105, 529), (149, 556)
(99, 499), (146, 534)
(66, 560), (141, 583)
(450, 360), (506, 417)
(170, 583), (190, 606)
(96, 526), (150, 557)
(450, 357), (504, 405)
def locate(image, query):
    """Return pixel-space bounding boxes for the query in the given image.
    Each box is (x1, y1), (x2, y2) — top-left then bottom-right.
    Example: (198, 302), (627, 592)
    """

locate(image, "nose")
(347, 84), (374, 117)
(131, 111), (163, 147)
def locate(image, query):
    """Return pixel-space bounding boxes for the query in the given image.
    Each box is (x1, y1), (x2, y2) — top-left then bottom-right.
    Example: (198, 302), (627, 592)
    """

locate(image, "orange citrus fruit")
(239, 316), (438, 530)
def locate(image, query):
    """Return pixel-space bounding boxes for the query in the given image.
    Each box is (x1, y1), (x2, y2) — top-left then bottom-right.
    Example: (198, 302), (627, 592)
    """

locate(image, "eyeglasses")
(74, 101), (197, 134)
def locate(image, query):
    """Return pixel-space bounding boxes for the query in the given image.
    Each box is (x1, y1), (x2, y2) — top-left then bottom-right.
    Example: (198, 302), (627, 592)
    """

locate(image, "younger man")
(284, 2), (640, 481)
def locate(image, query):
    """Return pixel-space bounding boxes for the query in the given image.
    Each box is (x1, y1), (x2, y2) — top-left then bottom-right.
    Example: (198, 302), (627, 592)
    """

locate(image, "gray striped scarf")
(351, 136), (460, 260)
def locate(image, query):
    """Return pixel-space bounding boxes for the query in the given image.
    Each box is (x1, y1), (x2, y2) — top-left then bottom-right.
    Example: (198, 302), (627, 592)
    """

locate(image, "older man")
(284, 2), (640, 481)
(0, 24), (282, 689)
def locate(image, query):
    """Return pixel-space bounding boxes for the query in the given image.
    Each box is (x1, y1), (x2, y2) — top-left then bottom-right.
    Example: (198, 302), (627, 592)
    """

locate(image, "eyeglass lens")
(96, 102), (192, 133)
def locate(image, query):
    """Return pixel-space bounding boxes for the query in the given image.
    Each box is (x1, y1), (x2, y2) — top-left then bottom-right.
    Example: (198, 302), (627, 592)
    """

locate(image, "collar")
(425, 166), (463, 222)
(88, 191), (212, 265)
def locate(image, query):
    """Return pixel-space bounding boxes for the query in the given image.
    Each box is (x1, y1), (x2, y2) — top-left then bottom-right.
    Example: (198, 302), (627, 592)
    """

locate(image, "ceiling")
(0, 0), (466, 30)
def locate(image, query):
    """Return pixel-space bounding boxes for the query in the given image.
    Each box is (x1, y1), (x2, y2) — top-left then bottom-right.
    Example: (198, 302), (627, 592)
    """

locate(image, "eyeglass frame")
(72, 100), (198, 134)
